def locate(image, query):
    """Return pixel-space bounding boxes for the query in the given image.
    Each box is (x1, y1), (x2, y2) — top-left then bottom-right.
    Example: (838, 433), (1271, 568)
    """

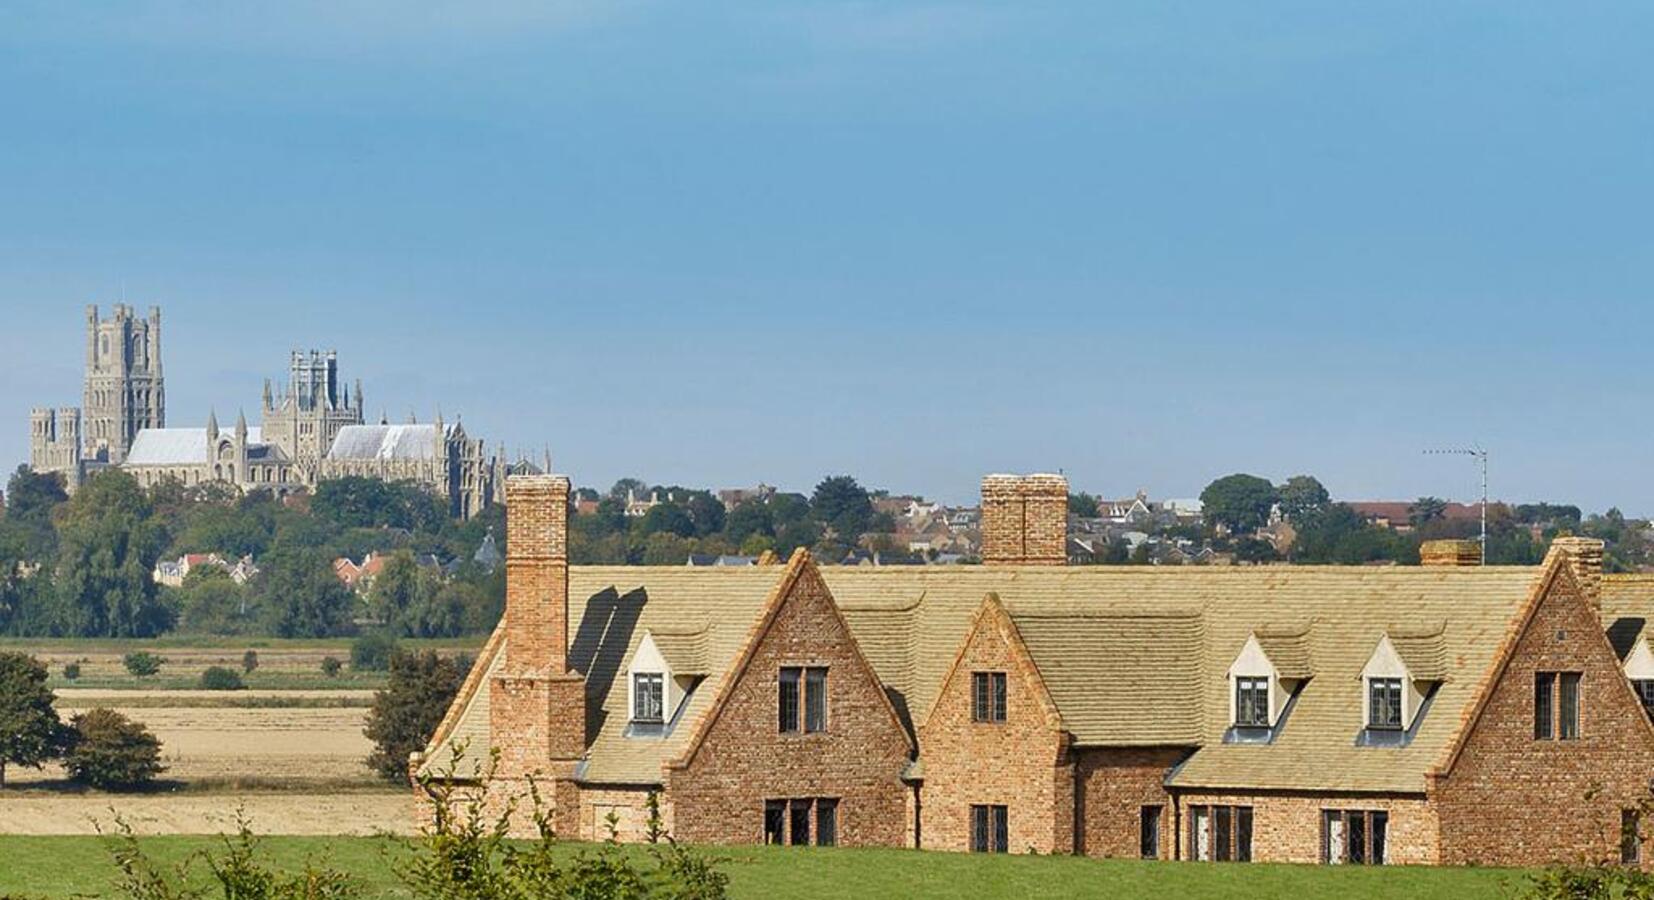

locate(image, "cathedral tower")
(82, 304), (164, 464)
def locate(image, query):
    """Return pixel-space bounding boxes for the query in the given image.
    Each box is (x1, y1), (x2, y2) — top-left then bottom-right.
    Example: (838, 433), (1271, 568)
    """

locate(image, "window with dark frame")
(779, 667), (801, 733)
(764, 800), (785, 845)
(817, 799), (838, 847)
(1235, 676), (1270, 727)
(1188, 805), (1253, 862)
(973, 672), (1008, 723)
(1140, 806), (1162, 860)
(1535, 672), (1556, 740)
(971, 805), (1009, 853)
(1559, 672), (1581, 740)
(1321, 810), (1388, 865)
(790, 799), (811, 846)
(1625, 809), (1641, 865)
(633, 672), (664, 723)
(1368, 678), (1403, 730)
(1634, 680), (1654, 720)
(805, 667), (828, 733)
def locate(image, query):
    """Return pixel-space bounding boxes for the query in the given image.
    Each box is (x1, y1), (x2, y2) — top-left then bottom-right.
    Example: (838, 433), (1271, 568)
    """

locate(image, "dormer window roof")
(1358, 626), (1447, 744)
(625, 627), (710, 737)
(1225, 626), (1313, 741)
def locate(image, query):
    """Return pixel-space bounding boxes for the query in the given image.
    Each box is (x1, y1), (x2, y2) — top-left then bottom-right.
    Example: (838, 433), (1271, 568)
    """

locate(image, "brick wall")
(665, 560), (913, 847)
(1432, 558), (1654, 866)
(919, 599), (1073, 854)
(981, 474), (1068, 566)
(1075, 748), (1188, 858)
(1173, 791), (1437, 865)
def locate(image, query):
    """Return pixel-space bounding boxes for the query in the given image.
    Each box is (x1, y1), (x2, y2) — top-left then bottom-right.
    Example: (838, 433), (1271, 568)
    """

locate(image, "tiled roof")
(423, 563), (1543, 793)
(1601, 575), (1654, 659)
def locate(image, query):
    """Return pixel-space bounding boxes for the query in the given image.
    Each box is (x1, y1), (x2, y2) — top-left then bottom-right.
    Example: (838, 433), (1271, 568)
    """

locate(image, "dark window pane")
(1236, 677), (1269, 727)
(1635, 680), (1654, 720)
(1560, 672), (1581, 740)
(817, 799), (838, 847)
(1215, 806), (1232, 862)
(1369, 679), (1403, 729)
(764, 800), (785, 846)
(992, 672), (1008, 723)
(790, 799), (811, 846)
(1140, 806), (1162, 860)
(1624, 809), (1641, 865)
(1535, 672), (1555, 740)
(779, 668), (800, 733)
(1371, 811), (1387, 865)
(972, 672), (988, 721)
(971, 805), (989, 853)
(633, 673), (664, 722)
(1236, 807), (1253, 863)
(805, 667), (828, 733)
(1349, 811), (1367, 864)
(992, 805), (1008, 853)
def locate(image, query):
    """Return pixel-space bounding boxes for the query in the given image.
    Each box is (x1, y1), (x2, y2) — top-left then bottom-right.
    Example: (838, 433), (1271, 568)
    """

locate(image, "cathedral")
(29, 305), (504, 519)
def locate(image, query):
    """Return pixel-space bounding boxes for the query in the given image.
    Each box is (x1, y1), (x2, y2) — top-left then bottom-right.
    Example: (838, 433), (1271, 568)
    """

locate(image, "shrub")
(350, 634), (397, 672)
(123, 652), (163, 678)
(63, 661), (82, 681)
(321, 657), (343, 678)
(242, 650), (259, 674)
(65, 708), (164, 789)
(200, 666), (245, 691)
(0, 652), (74, 787)
(107, 810), (357, 900)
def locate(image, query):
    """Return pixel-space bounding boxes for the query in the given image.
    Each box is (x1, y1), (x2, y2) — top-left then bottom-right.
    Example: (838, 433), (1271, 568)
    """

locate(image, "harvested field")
(0, 792), (415, 836)
(55, 688), (376, 708)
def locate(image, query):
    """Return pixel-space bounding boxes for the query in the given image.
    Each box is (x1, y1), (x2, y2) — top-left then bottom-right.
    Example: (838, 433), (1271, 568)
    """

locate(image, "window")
(1140, 806), (1162, 860)
(790, 800), (811, 846)
(633, 673), (664, 723)
(1625, 809), (1642, 865)
(764, 800), (785, 845)
(817, 799), (838, 847)
(1322, 810), (1388, 865)
(1634, 680), (1654, 720)
(971, 805), (1008, 853)
(1560, 672), (1581, 740)
(1535, 673), (1555, 740)
(805, 667), (828, 733)
(1535, 671), (1582, 741)
(1368, 678), (1403, 730)
(779, 668), (801, 733)
(973, 672), (1008, 723)
(1235, 676), (1270, 727)
(1189, 805), (1253, 862)
(764, 798), (837, 846)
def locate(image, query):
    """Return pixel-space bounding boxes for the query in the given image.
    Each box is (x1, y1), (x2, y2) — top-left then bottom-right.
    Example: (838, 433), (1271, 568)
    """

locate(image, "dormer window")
(633, 672), (664, 723)
(1235, 677), (1270, 728)
(1367, 678), (1403, 730)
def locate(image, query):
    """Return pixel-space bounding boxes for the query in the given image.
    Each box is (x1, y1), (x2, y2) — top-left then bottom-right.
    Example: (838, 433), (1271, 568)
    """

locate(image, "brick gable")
(664, 551), (914, 847)
(918, 594), (1075, 853)
(1431, 558), (1654, 865)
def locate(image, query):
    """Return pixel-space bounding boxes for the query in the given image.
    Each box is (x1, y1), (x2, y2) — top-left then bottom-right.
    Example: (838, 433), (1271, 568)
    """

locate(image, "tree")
(363, 650), (467, 782)
(641, 532), (693, 566)
(241, 650), (259, 674)
(53, 471), (172, 638)
(200, 666), (245, 690)
(608, 478), (648, 501)
(1068, 493), (1101, 519)
(811, 476), (874, 540)
(123, 651), (163, 678)
(175, 568), (253, 635)
(685, 493), (726, 537)
(254, 547), (355, 638)
(65, 708), (164, 789)
(638, 503), (695, 539)
(0, 652), (72, 787)
(368, 551), (422, 626)
(351, 633), (399, 672)
(1199, 474), (1279, 535)
(1276, 475), (1330, 523)
(1234, 536), (1280, 564)
(1408, 497), (1449, 528)
(2, 465), (67, 562)
(725, 501), (774, 543)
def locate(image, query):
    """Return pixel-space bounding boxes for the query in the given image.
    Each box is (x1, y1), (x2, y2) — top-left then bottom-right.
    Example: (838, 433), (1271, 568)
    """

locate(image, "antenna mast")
(1423, 446), (1489, 565)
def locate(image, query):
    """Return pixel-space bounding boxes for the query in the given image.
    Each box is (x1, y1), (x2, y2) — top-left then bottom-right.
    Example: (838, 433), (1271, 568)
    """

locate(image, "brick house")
(418, 474), (1654, 867)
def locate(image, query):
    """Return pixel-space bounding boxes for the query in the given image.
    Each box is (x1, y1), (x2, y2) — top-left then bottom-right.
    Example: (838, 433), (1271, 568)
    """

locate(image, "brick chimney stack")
(1420, 539), (1483, 567)
(981, 474), (1069, 566)
(1548, 535), (1605, 612)
(491, 474), (585, 782)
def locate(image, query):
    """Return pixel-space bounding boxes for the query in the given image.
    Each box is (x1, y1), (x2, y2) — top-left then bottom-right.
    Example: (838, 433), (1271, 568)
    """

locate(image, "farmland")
(0, 637), (477, 837)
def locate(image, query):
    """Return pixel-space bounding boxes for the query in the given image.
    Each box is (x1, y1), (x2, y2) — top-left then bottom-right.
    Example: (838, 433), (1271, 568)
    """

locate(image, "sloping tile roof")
(1254, 626), (1314, 680)
(1388, 625), (1449, 681)
(326, 424), (450, 461)
(126, 427), (266, 465)
(650, 628), (712, 675)
(1601, 575), (1654, 660)
(422, 564), (1542, 793)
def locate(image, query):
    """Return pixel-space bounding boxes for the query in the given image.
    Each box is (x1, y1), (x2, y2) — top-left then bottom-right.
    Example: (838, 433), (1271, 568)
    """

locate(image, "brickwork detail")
(919, 598), (1073, 854)
(1075, 748), (1188, 858)
(1432, 559), (1654, 866)
(1420, 539), (1482, 567)
(665, 559), (914, 847)
(980, 474), (1068, 566)
(1174, 791), (1438, 864)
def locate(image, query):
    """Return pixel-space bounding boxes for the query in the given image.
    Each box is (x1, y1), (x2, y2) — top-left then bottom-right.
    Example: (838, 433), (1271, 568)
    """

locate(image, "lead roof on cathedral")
(326, 423), (453, 461)
(125, 427), (267, 465)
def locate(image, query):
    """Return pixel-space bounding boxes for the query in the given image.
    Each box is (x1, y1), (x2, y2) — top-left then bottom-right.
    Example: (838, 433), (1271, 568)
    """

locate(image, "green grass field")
(0, 836), (1529, 899)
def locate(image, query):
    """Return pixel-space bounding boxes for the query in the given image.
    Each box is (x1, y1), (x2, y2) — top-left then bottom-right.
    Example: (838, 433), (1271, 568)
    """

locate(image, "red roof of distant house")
(1347, 501), (1486, 524)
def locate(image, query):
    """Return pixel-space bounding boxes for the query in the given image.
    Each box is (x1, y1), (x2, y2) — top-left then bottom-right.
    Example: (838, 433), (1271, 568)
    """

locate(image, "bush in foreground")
(66, 708), (164, 790)
(363, 650), (466, 782)
(200, 666), (245, 691)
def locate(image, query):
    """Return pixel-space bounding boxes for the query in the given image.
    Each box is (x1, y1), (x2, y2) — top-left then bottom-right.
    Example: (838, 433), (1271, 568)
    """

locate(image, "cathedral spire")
(206, 408), (219, 443)
(262, 379), (273, 411)
(235, 409), (248, 440)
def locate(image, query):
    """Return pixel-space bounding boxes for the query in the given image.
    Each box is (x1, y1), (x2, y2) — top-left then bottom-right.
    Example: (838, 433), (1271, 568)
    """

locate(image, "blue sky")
(2, 2), (1651, 512)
